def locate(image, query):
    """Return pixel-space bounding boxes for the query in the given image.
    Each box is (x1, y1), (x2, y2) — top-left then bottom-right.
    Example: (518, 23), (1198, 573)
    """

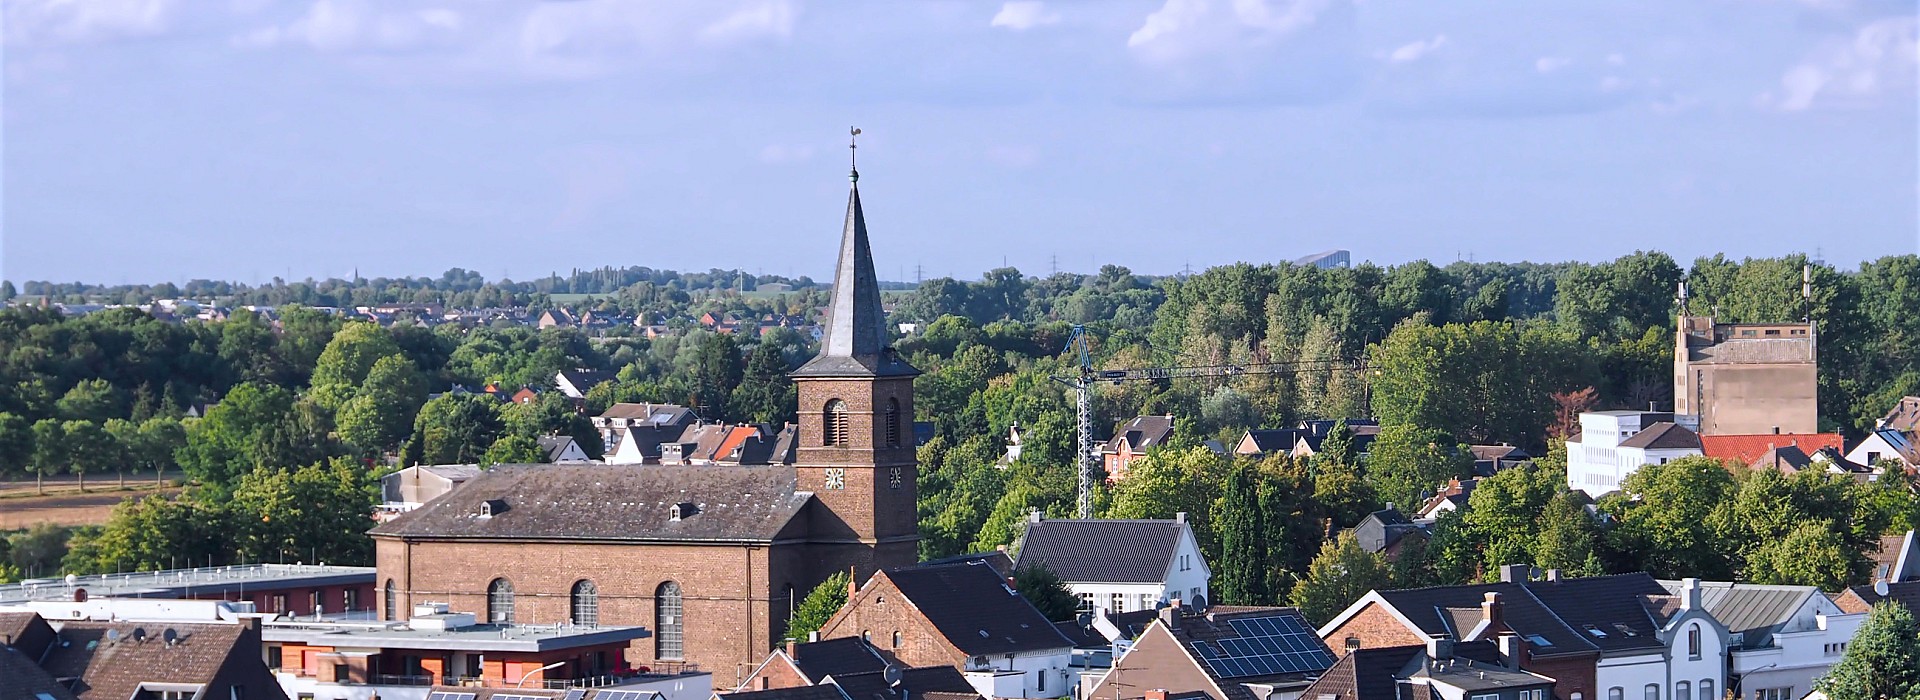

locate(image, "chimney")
(1680, 578), (1703, 611)
(848, 567), (859, 598)
(1499, 564), (1531, 583)
(1773, 426), (1781, 435)
(1147, 690), (1169, 700)
(1425, 636), (1453, 662)
(1175, 511), (1187, 523)
(1544, 569), (1562, 582)
(809, 630), (821, 643)
(1496, 631), (1525, 670)
(1159, 598), (1182, 630)
(1481, 592), (1504, 633)
(1029, 510), (1043, 524)
(788, 638), (799, 658)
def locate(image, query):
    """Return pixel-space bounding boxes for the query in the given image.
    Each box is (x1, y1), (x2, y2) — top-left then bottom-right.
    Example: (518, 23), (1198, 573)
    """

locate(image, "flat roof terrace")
(264, 619), (653, 653)
(0, 564), (376, 604)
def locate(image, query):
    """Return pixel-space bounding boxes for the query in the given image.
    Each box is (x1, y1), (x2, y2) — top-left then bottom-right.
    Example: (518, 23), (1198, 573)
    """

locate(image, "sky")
(2, 0), (1916, 285)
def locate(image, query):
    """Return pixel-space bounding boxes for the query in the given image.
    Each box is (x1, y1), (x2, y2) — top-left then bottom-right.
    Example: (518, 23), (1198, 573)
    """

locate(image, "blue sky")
(3, 0), (1915, 284)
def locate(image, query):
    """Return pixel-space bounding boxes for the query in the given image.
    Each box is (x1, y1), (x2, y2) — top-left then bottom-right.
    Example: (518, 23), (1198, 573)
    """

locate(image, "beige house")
(1673, 316), (1817, 435)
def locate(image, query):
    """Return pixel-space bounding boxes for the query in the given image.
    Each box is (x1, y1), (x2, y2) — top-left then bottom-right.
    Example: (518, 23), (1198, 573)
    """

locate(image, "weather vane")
(850, 127), (862, 181)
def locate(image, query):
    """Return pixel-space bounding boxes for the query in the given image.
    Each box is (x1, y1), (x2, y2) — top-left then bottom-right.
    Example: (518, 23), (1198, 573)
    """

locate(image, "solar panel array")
(426, 693), (476, 700)
(1187, 615), (1338, 678)
(596, 691), (659, 700)
(492, 695), (547, 700)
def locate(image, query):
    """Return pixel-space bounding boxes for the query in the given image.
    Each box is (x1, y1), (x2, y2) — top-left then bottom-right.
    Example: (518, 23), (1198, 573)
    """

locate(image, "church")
(369, 161), (920, 685)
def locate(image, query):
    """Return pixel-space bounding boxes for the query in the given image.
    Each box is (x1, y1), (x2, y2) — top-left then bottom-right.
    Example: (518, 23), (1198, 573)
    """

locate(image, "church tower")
(791, 150), (921, 580)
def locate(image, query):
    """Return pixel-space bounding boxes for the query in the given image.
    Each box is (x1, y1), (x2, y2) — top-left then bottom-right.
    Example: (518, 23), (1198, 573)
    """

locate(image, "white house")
(537, 435), (592, 462)
(1659, 580), (1863, 700)
(1631, 578), (1729, 700)
(1012, 512), (1211, 614)
(1568, 411), (1703, 497)
(1845, 428), (1920, 471)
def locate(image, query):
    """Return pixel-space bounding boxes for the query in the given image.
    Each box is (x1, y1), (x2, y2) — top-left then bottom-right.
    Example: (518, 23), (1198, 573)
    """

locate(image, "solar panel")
(1196, 615), (1336, 679)
(562, 690), (589, 700)
(427, 694), (477, 700)
(494, 695), (546, 700)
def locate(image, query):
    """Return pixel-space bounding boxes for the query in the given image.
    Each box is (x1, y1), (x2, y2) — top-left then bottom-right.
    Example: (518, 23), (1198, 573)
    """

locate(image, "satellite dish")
(64, 574), (77, 585)
(131, 627), (147, 643)
(106, 629), (121, 644)
(163, 629), (178, 646)
(882, 663), (903, 687)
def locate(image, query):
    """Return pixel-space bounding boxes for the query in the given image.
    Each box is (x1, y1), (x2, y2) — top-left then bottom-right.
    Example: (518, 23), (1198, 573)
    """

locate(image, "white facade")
(1568, 412), (1702, 497)
(1845, 429), (1917, 470)
(962, 647), (1076, 699)
(1065, 525), (1211, 614)
(1728, 605), (1863, 700)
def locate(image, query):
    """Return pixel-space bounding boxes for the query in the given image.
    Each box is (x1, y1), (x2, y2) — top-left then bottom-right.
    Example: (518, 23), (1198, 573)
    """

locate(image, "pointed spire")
(793, 148), (918, 379)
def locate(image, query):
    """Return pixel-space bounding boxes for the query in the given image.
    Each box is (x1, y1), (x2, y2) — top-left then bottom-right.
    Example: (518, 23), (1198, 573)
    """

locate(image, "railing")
(0, 563), (376, 602)
(347, 665), (703, 690)
(371, 674), (436, 686)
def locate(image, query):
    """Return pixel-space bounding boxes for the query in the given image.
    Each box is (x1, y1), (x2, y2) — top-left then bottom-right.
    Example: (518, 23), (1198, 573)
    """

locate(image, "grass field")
(0, 474), (183, 530)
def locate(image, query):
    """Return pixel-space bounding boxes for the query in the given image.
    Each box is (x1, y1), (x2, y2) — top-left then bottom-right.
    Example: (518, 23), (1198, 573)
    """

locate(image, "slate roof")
(1840, 580), (1920, 617)
(1618, 423), (1701, 450)
(1522, 574), (1668, 653)
(1365, 575), (1672, 658)
(1013, 518), (1186, 584)
(919, 550), (1014, 576)
(0, 647), (75, 700)
(599, 402), (696, 423)
(1700, 433), (1845, 465)
(1749, 445), (1814, 473)
(1656, 580), (1814, 648)
(370, 464), (811, 543)
(1107, 416), (1176, 452)
(537, 435), (580, 461)
(725, 684), (854, 700)
(883, 560), (1075, 656)
(1298, 644), (1426, 700)
(1372, 582), (1587, 655)
(1240, 429), (1301, 454)
(790, 637), (888, 682)
(792, 178), (918, 379)
(830, 666), (977, 700)
(39, 621), (269, 700)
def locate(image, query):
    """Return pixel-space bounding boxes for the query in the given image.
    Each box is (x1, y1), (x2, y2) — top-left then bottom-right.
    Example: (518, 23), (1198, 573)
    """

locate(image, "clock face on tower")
(824, 468), (846, 490)
(889, 467), (902, 489)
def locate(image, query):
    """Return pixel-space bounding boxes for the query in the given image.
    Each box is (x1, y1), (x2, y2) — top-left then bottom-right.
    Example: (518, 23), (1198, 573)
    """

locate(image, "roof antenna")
(1802, 263), (1813, 323)
(849, 127), (862, 183)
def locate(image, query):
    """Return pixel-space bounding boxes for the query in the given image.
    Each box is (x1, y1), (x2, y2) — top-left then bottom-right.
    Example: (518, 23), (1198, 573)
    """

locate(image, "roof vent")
(478, 499), (508, 518)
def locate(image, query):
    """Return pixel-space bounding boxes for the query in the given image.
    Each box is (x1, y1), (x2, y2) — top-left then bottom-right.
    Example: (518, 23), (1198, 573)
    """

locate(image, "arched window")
(656, 581), (684, 659)
(572, 580), (599, 627)
(824, 400), (849, 447)
(1699, 680), (1713, 700)
(1645, 684), (1660, 700)
(884, 398), (901, 447)
(1609, 688), (1624, 700)
(383, 579), (396, 622)
(1688, 624), (1701, 658)
(1677, 681), (1692, 700)
(488, 578), (515, 624)
(893, 630), (902, 648)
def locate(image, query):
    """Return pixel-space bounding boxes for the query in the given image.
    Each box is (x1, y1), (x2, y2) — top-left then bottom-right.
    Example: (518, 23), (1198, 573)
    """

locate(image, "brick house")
(817, 560), (1074, 699)
(0, 611), (289, 700)
(370, 168), (923, 685)
(1102, 415), (1175, 479)
(1298, 639), (1556, 700)
(734, 636), (979, 700)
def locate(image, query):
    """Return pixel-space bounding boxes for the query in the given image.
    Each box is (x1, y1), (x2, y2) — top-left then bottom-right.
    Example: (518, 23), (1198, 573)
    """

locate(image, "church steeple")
(793, 134), (918, 379)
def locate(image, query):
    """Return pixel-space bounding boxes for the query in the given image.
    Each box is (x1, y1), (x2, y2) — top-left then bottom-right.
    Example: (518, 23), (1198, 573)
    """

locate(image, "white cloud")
(1127, 0), (1335, 63)
(1386, 34), (1446, 64)
(1535, 56), (1571, 74)
(1771, 16), (1917, 111)
(700, 1), (796, 43)
(991, 2), (1061, 31)
(233, 1), (464, 52)
(6, 0), (178, 45)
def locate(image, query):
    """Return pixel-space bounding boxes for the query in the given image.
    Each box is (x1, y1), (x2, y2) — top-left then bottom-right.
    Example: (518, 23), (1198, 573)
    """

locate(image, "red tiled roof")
(1700, 433), (1844, 465)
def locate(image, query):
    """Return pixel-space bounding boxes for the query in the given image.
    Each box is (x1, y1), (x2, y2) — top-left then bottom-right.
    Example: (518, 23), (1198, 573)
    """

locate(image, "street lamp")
(516, 661), (566, 688)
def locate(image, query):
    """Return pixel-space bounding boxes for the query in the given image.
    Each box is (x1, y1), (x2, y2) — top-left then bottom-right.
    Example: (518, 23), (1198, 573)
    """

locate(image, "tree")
(1814, 601), (1920, 700)
(337, 355), (429, 454)
(309, 322), (404, 409)
(1742, 520), (1856, 590)
(177, 382), (295, 492)
(1013, 563), (1082, 622)
(29, 418), (66, 495)
(1601, 457), (1737, 580)
(227, 458), (377, 566)
(1365, 425), (1473, 513)
(55, 379), (126, 422)
(103, 419), (140, 488)
(1213, 465), (1267, 605)
(414, 394), (505, 465)
(689, 332), (745, 419)
(136, 417), (186, 483)
(731, 342), (797, 424)
(1107, 447), (1225, 559)
(0, 413), (30, 482)
(1369, 321), (1589, 445)
(84, 494), (227, 573)
(786, 571), (850, 642)
(1290, 532), (1392, 626)
(482, 434), (543, 466)
(63, 421), (114, 493)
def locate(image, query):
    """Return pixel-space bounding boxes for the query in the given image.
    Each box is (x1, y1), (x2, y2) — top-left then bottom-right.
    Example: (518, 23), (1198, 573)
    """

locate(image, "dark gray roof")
(1618, 422), (1702, 450)
(1107, 416), (1175, 452)
(789, 637), (888, 682)
(1375, 582), (1593, 655)
(1241, 429), (1301, 453)
(537, 435), (578, 461)
(724, 685), (853, 700)
(1013, 518), (1186, 584)
(884, 560), (1075, 656)
(792, 178), (918, 379)
(1522, 573), (1668, 653)
(370, 464), (811, 543)
(830, 666), (977, 700)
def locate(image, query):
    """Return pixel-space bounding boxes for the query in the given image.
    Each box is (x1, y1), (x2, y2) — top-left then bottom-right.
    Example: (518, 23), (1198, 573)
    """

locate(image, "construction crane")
(1052, 324), (1370, 518)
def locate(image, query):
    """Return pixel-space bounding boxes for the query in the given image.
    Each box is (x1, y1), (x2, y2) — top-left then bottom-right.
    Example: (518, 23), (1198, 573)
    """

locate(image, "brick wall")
(1322, 602), (1426, 656)
(816, 573), (964, 669)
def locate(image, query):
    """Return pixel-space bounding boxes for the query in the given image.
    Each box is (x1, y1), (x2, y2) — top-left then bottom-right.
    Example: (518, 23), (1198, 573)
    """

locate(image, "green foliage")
(1290, 532), (1393, 626)
(1106, 447), (1225, 560)
(414, 394), (506, 465)
(731, 341), (797, 424)
(1213, 465), (1267, 606)
(1369, 321), (1590, 446)
(1601, 457), (1738, 580)
(690, 332), (745, 418)
(1814, 602), (1920, 700)
(6, 523), (73, 579)
(309, 322), (404, 409)
(177, 382), (295, 491)
(786, 571), (850, 642)
(1013, 563), (1082, 622)
(482, 434), (544, 466)
(1364, 425), (1473, 512)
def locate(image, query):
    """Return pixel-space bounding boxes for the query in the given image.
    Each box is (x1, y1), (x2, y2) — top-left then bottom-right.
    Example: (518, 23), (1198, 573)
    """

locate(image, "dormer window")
(671, 502), (698, 521)
(478, 499), (508, 518)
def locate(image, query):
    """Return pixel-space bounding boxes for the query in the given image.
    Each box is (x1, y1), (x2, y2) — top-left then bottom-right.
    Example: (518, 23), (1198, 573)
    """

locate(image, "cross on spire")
(849, 126), (862, 182)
